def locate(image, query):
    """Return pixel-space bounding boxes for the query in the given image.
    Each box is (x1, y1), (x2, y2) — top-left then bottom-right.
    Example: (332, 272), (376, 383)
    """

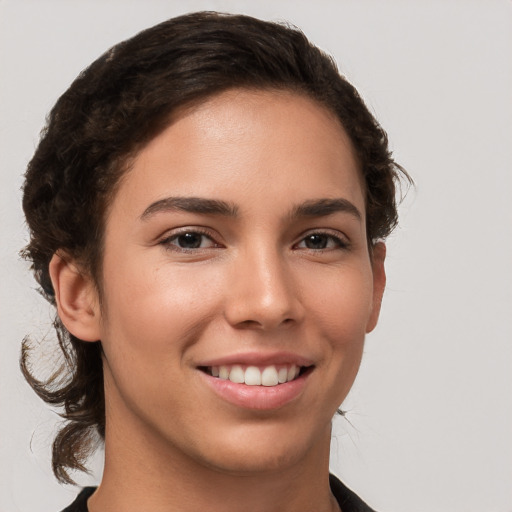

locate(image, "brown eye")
(296, 232), (348, 251)
(304, 234), (329, 249)
(161, 230), (219, 251)
(175, 232), (204, 249)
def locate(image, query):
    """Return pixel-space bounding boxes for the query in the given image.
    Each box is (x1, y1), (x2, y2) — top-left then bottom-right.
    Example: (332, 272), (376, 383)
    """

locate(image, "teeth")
(219, 366), (229, 380)
(229, 365), (245, 383)
(287, 365), (297, 381)
(244, 366), (261, 386)
(214, 364), (303, 387)
(261, 366), (279, 386)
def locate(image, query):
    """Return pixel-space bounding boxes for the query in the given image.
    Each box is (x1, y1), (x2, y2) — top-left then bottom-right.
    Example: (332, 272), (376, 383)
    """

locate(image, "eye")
(295, 232), (348, 250)
(160, 230), (220, 251)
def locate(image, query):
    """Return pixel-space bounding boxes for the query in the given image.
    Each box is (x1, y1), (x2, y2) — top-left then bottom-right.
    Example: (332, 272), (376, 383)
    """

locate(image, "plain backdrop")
(1, 1), (511, 511)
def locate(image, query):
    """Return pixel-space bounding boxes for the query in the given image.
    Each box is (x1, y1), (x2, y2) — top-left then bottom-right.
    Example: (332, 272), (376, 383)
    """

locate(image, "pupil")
(178, 233), (202, 248)
(306, 234), (327, 249)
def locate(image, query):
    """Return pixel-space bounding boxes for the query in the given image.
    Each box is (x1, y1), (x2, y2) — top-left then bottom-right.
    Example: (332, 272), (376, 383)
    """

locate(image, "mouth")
(198, 364), (313, 387)
(197, 357), (315, 410)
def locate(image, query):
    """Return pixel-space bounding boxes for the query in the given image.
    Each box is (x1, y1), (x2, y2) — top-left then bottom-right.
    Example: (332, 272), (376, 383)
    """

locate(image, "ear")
(49, 252), (101, 341)
(366, 241), (386, 333)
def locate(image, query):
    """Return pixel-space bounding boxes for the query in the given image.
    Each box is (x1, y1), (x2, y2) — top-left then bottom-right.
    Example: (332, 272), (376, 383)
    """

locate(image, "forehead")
(109, 89), (365, 222)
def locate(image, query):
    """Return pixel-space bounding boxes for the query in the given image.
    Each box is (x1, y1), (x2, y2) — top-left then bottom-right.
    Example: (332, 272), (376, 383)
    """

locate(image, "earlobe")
(366, 242), (386, 333)
(49, 252), (101, 342)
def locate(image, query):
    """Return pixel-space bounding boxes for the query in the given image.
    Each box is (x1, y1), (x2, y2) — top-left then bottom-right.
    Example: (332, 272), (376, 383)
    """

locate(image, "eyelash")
(159, 228), (220, 252)
(294, 231), (350, 251)
(159, 229), (350, 252)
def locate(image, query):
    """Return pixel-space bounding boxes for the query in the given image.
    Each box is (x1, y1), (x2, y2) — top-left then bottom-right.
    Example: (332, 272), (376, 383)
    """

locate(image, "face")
(93, 89), (385, 474)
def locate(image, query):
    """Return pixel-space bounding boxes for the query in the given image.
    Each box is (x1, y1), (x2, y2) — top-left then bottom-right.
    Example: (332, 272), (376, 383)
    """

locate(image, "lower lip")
(199, 370), (311, 410)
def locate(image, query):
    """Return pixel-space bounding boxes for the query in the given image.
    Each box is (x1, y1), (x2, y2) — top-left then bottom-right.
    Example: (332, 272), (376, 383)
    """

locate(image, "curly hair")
(21, 11), (409, 483)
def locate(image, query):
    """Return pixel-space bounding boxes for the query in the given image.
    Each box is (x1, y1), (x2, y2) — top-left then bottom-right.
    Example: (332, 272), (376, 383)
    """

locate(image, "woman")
(21, 12), (408, 512)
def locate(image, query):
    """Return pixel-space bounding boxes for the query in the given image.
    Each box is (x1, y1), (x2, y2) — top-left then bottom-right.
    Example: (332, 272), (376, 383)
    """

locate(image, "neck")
(88, 408), (338, 512)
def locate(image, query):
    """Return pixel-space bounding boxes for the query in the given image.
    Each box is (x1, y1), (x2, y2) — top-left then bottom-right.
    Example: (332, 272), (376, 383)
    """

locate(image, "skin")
(50, 89), (386, 512)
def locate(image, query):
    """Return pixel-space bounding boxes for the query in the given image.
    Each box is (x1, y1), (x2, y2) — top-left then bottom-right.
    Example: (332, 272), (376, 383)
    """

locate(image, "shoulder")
(60, 487), (96, 512)
(329, 474), (378, 512)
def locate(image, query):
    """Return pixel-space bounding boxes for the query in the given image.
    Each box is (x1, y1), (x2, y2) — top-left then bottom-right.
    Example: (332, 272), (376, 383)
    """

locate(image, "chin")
(199, 445), (303, 476)
(187, 420), (330, 476)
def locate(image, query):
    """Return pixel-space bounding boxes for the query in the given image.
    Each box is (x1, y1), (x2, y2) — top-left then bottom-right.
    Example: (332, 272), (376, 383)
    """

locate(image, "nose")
(223, 246), (305, 331)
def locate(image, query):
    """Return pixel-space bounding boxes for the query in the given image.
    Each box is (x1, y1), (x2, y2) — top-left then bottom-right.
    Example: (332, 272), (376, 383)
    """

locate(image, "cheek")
(309, 263), (374, 342)
(295, 264), (374, 413)
(98, 259), (226, 424)
(99, 256), (224, 369)
(312, 264), (373, 388)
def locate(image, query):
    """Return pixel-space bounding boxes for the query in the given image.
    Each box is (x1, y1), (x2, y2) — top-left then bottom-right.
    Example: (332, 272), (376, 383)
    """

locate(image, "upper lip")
(196, 351), (315, 368)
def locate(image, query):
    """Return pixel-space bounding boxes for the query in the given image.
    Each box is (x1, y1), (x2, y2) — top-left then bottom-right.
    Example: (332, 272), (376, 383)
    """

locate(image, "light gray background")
(1, 1), (511, 511)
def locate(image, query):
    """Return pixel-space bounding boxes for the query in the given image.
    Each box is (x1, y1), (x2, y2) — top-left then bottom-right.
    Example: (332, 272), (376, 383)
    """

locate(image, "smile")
(197, 353), (315, 409)
(201, 364), (309, 387)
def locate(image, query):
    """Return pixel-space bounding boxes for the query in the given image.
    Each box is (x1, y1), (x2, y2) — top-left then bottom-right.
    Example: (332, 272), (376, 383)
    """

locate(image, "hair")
(21, 11), (409, 484)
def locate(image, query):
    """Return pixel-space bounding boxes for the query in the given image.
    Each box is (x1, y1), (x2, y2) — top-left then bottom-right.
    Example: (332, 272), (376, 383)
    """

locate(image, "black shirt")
(61, 474), (376, 512)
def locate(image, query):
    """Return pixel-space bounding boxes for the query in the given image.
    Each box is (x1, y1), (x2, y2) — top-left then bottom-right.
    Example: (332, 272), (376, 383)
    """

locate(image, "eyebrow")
(140, 196), (239, 220)
(291, 198), (362, 221)
(140, 196), (361, 222)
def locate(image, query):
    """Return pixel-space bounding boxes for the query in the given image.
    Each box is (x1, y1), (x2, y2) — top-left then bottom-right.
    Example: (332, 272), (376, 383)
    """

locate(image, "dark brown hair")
(21, 11), (409, 484)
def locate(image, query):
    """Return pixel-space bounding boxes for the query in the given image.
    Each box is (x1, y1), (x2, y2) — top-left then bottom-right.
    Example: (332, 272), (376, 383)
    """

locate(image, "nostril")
(235, 317), (295, 330)
(237, 319), (264, 329)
